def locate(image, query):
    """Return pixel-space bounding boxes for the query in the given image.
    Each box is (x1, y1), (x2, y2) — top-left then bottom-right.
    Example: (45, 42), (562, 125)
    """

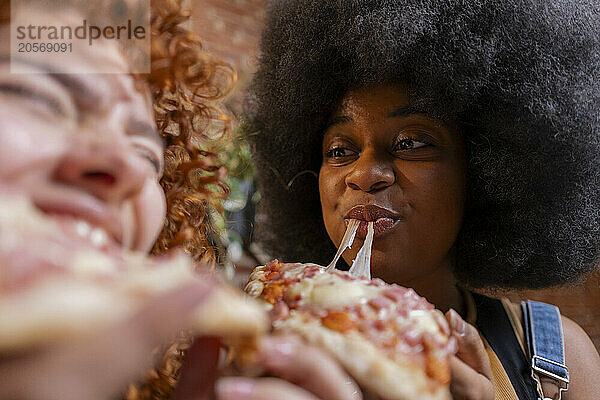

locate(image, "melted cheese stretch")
(349, 221), (374, 279)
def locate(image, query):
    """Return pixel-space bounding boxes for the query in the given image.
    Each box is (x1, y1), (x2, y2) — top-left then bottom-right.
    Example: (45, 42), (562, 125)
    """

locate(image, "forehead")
(334, 86), (410, 117)
(0, 4), (149, 101)
(0, 55), (150, 121)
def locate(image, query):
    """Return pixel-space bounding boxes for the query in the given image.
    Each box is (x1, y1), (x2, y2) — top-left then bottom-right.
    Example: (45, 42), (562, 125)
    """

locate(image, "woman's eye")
(326, 147), (355, 159)
(393, 138), (429, 151)
(0, 84), (66, 117)
(137, 148), (163, 175)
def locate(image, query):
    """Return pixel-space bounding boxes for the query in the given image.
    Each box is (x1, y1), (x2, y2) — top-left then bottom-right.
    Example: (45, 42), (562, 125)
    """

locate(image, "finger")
(172, 337), (221, 400)
(45, 279), (215, 399)
(446, 309), (493, 382)
(449, 356), (494, 400)
(255, 335), (362, 400)
(216, 377), (321, 400)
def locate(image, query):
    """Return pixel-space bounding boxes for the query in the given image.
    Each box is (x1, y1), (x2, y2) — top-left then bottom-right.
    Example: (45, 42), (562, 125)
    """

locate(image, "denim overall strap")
(522, 300), (569, 400)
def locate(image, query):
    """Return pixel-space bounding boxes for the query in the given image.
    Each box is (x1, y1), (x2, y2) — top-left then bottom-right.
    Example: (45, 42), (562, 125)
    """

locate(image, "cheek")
(0, 112), (66, 179)
(319, 168), (337, 241)
(318, 167), (341, 221)
(318, 166), (348, 246)
(406, 159), (466, 243)
(133, 179), (166, 253)
(318, 166), (346, 207)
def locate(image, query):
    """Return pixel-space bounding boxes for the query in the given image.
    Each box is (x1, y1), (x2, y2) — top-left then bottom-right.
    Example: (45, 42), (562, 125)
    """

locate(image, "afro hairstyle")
(246, 0), (600, 289)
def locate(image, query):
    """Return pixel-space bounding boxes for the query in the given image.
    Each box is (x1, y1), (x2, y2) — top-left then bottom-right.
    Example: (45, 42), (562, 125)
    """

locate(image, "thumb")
(446, 309), (493, 381)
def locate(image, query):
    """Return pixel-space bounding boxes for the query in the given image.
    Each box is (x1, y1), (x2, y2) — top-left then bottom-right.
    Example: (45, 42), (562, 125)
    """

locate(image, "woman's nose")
(53, 140), (147, 204)
(345, 150), (395, 193)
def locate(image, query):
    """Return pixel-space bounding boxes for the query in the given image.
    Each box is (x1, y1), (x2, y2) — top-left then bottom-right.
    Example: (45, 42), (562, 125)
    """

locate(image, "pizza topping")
(426, 352), (451, 384)
(382, 286), (410, 302)
(262, 282), (286, 304)
(249, 261), (454, 377)
(321, 311), (356, 332)
(286, 270), (380, 308)
(284, 278), (313, 303)
(403, 328), (423, 346)
(408, 310), (439, 332)
(368, 296), (394, 311)
(423, 333), (452, 384)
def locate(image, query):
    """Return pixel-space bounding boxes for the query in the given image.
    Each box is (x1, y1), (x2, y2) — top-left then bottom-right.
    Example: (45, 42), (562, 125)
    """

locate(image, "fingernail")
(261, 336), (296, 358)
(215, 377), (255, 400)
(450, 309), (466, 337)
(258, 337), (297, 367)
(273, 339), (296, 358)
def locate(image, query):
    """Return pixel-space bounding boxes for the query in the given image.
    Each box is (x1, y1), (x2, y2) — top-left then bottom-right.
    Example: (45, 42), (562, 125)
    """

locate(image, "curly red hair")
(127, 2), (234, 398)
(148, 0), (233, 266)
(130, 1), (235, 398)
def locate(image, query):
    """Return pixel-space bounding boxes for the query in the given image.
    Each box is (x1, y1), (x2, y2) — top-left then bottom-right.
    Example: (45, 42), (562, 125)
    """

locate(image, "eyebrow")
(52, 73), (102, 108)
(9, 56), (100, 105)
(8, 57), (161, 145)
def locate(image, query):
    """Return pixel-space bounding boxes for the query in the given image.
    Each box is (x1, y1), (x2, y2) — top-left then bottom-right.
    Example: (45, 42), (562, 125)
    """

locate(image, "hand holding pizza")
(215, 335), (363, 400)
(445, 310), (494, 400)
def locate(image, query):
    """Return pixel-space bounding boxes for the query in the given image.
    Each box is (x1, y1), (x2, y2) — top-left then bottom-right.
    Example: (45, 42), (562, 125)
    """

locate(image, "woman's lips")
(352, 217), (399, 239)
(31, 192), (123, 247)
(344, 204), (403, 239)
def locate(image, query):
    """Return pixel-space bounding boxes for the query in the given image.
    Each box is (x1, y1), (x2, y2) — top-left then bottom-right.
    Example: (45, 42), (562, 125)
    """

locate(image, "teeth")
(75, 220), (92, 238)
(90, 227), (109, 247)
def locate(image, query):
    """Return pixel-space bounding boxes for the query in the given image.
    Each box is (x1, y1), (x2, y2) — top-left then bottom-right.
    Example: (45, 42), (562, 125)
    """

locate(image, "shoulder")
(503, 300), (600, 399)
(561, 316), (600, 400)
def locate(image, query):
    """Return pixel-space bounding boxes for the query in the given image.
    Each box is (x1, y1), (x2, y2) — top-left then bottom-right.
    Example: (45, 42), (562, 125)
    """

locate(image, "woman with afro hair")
(242, 0), (600, 399)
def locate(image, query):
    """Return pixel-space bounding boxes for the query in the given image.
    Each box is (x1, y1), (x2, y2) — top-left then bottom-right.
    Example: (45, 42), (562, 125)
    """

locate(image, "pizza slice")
(245, 260), (455, 400)
(0, 193), (268, 351)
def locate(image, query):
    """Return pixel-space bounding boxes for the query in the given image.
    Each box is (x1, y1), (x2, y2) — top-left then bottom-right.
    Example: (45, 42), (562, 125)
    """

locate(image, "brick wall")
(189, 0), (267, 113)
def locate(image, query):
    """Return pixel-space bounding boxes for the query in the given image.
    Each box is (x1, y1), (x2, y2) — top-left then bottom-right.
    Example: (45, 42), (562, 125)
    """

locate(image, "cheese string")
(349, 221), (374, 279)
(325, 219), (360, 272)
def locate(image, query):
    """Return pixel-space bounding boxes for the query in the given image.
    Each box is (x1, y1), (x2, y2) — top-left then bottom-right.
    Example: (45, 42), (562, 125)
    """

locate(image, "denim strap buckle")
(531, 355), (569, 383)
(522, 300), (569, 400)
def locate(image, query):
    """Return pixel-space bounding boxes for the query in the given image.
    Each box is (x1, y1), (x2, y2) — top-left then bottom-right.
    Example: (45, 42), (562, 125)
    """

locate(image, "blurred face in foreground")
(0, 7), (166, 254)
(319, 85), (467, 286)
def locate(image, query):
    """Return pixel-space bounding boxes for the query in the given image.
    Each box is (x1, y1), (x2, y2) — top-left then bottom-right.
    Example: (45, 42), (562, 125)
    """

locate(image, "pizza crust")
(0, 279), (132, 350)
(189, 284), (269, 337)
(0, 271), (269, 352)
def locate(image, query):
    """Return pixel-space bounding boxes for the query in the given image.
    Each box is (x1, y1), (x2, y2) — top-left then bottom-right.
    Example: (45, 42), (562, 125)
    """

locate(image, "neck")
(402, 260), (465, 316)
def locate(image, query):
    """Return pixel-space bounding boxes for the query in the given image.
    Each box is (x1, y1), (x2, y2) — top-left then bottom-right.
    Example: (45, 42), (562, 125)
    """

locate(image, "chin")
(367, 251), (397, 284)
(368, 250), (421, 286)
